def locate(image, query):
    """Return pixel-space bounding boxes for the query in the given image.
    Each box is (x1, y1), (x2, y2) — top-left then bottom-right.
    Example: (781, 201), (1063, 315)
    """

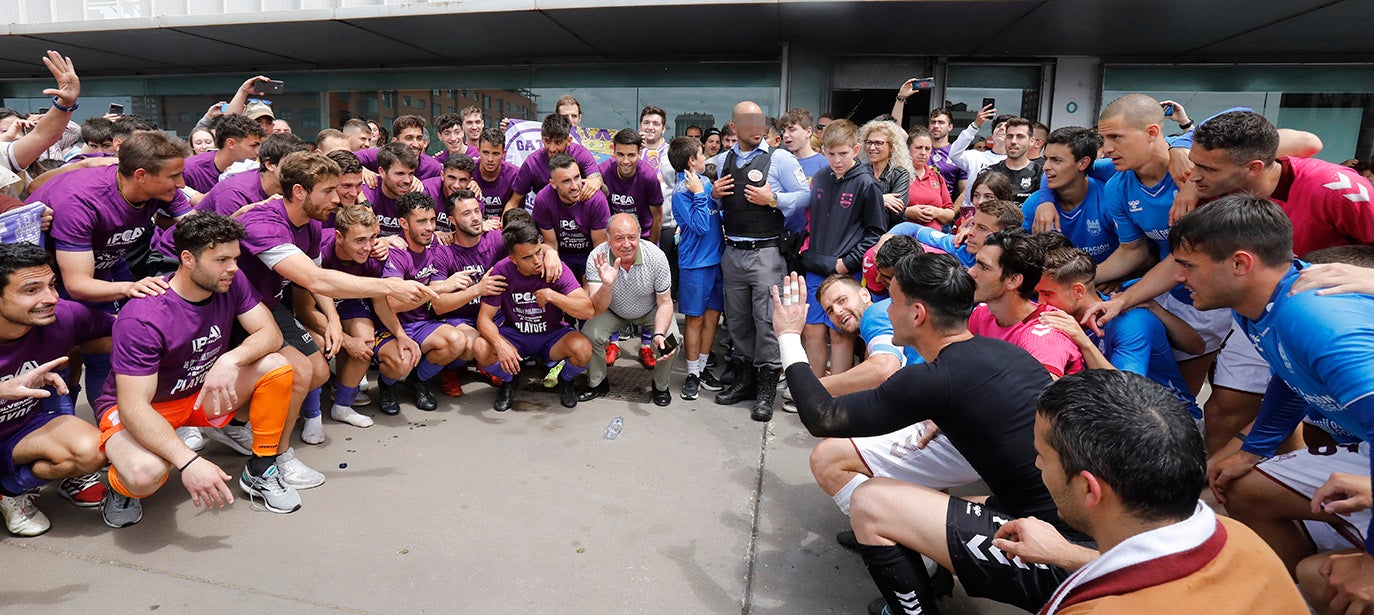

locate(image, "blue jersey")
(672, 173), (724, 269)
(1020, 178), (1118, 263)
(1242, 261), (1374, 453)
(861, 299), (924, 367)
(1103, 168), (1191, 302)
(890, 222), (976, 268)
(1087, 293), (1200, 418)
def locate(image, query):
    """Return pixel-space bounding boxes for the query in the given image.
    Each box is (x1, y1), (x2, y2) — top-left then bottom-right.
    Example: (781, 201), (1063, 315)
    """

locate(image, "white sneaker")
(203, 424), (254, 456)
(1, 492), (51, 536)
(330, 404), (374, 428)
(177, 426), (205, 451)
(275, 447), (325, 489)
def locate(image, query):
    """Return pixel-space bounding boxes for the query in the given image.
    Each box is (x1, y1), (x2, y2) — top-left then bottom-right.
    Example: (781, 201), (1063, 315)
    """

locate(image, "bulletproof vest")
(720, 149), (784, 238)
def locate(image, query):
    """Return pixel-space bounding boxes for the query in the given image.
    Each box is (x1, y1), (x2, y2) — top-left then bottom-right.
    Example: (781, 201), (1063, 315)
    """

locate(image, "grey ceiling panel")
(342, 11), (603, 61)
(38, 28), (294, 70)
(182, 20), (443, 67)
(1187, 0), (1374, 59)
(780, 2), (1040, 56)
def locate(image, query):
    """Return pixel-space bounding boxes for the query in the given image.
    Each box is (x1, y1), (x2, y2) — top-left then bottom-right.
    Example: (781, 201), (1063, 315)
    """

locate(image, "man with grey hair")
(577, 214), (679, 407)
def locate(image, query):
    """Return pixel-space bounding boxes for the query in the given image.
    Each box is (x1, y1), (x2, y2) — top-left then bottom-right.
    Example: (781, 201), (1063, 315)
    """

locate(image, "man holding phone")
(577, 213), (679, 406)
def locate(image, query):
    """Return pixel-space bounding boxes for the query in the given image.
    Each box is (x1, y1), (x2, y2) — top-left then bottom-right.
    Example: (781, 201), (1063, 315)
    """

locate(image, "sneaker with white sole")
(239, 465), (301, 514)
(1, 492), (50, 536)
(101, 490), (143, 529)
(203, 424), (254, 456)
(177, 426), (205, 451)
(275, 448), (325, 489)
(58, 472), (106, 507)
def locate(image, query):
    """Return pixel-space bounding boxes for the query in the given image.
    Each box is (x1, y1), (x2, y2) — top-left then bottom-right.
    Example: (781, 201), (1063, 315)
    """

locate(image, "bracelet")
(51, 96), (78, 113)
(652, 333), (666, 339)
(895, 96), (908, 103)
(1178, 121), (1194, 130)
(178, 454), (201, 473)
(1234, 432), (1249, 442)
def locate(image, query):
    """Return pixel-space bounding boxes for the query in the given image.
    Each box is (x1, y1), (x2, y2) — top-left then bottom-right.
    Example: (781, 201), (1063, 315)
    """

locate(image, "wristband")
(1234, 431), (1248, 442)
(178, 454), (201, 473)
(652, 333), (666, 339)
(1178, 121), (1194, 130)
(895, 96), (908, 103)
(51, 97), (78, 112)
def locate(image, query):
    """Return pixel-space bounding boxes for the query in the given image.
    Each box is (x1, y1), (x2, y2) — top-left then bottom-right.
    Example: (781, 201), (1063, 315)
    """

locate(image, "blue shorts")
(679, 265), (724, 317)
(500, 325), (577, 362)
(1, 411), (61, 495)
(806, 271), (853, 329)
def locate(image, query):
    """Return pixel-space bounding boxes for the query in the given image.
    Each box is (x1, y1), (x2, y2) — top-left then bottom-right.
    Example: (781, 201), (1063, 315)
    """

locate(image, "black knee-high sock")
(858, 543), (939, 615)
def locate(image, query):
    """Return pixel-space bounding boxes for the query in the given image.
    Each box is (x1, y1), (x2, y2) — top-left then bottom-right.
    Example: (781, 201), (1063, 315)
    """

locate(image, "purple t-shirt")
(434, 146), (480, 164)
(354, 148), (442, 180)
(442, 230), (506, 319)
(237, 198), (322, 308)
(481, 257), (580, 335)
(181, 151), (226, 194)
(196, 168), (269, 216)
(0, 301), (112, 438)
(597, 159), (664, 238)
(930, 144), (966, 200)
(94, 271), (261, 414)
(474, 162), (520, 219)
(417, 177), (456, 233)
(512, 142), (600, 196)
(382, 243), (458, 325)
(360, 183), (414, 237)
(35, 165), (192, 280)
(530, 185), (610, 258)
(321, 231), (384, 320)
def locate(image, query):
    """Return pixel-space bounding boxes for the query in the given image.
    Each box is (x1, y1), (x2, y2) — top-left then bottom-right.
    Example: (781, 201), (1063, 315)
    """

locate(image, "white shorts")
(853, 423), (981, 490)
(1255, 442), (1370, 553)
(1156, 292), (1233, 360)
(1212, 320), (1271, 394)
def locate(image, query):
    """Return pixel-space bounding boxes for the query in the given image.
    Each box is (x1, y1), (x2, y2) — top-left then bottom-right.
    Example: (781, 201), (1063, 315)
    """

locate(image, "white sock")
(302, 415), (324, 444)
(687, 357), (703, 376)
(331, 404), (375, 428)
(833, 474), (868, 516)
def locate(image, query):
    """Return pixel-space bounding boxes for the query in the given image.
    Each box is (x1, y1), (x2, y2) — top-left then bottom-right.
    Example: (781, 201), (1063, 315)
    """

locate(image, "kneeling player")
(97, 213), (300, 528)
(0, 243), (112, 536)
(473, 220), (593, 411)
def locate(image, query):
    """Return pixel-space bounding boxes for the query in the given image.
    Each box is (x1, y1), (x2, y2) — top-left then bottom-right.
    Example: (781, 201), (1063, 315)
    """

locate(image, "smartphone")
(261, 79), (285, 94)
(1161, 102), (1174, 117)
(982, 97), (996, 110)
(912, 76), (935, 90)
(108, 103), (124, 115)
(655, 333), (680, 359)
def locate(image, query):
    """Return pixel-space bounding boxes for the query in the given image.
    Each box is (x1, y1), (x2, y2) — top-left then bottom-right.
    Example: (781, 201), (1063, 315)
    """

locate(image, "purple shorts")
(500, 325), (577, 362)
(336, 298), (373, 322)
(1, 411), (60, 486)
(379, 317), (477, 349)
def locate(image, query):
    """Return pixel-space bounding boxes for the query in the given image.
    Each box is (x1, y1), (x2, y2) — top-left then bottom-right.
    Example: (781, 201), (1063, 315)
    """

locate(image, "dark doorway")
(829, 88), (932, 130)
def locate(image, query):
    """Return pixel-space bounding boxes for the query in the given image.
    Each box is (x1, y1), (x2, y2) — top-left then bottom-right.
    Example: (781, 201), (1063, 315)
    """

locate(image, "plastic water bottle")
(603, 416), (623, 440)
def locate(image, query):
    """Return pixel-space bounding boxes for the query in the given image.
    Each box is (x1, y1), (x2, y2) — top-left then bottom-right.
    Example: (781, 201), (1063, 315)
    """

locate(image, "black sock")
(229, 418), (247, 427)
(858, 543), (939, 615)
(247, 455), (278, 476)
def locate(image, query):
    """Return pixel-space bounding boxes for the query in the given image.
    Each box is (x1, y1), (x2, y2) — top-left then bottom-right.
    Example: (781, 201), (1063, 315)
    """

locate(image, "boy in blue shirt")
(669, 136), (725, 400)
(1019, 127), (1118, 263)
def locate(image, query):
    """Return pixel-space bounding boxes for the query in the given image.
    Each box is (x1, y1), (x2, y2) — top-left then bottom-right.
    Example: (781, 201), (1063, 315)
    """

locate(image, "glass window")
(943, 64), (1046, 129)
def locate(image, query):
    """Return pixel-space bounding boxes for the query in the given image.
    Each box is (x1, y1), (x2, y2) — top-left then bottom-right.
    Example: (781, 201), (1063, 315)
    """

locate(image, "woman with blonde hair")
(859, 119), (911, 228)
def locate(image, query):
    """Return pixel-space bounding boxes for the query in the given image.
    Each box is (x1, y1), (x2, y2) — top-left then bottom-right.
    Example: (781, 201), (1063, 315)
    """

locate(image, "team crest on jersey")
(1086, 219), (1101, 236)
(191, 325), (222, 353)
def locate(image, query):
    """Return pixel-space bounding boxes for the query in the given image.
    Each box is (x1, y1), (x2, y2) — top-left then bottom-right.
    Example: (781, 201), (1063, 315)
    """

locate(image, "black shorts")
(944, 497), (1077, 612)
(230, 299), (320, 357)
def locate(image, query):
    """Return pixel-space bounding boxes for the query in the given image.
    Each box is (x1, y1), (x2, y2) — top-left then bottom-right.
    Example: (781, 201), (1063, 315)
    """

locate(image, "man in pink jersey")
(967, 230), (1085, 378)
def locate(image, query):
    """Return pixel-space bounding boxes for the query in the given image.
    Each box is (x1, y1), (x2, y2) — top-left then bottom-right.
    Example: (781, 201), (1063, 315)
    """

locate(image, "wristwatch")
(51, 96), (78, 112)
(895, 95), (908, 103)
(1178, 120), (1194, 130)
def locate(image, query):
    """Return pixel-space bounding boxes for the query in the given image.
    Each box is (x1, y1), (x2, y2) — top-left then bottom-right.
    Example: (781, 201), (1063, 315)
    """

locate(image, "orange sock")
(248, 365), (294, 457)
(108, 465), (166, 498)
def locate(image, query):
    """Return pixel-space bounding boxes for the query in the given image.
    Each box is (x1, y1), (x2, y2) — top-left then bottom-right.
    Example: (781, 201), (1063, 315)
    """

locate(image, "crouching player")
(473, 219), (594, 411)
(97, 212), (300, 528)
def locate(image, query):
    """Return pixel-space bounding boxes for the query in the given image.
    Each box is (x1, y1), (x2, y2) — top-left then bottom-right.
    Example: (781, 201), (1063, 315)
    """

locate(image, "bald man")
(577, 214), (679, 407)
(711, 101), (811, 422)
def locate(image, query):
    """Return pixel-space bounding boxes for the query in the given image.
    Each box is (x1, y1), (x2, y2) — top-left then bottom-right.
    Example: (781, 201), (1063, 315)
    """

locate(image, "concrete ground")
(10, 350), (1026, 614)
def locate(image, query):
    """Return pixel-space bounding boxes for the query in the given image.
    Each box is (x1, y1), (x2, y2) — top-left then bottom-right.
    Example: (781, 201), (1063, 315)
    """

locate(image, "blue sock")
(302, 387), (322, 419)
(83, 353), (112, 410)
(561, 363), (587, 382)
(610, 330), (620, 342)
(41, 368), (76, 415)
(0, 465), (48, 496)
(334, 384), (360, 408)
(381, 375), (399, 386)
(417, 358), (443, 382)
(641, 329), (653, 345)
(483, 363), (514, 383)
